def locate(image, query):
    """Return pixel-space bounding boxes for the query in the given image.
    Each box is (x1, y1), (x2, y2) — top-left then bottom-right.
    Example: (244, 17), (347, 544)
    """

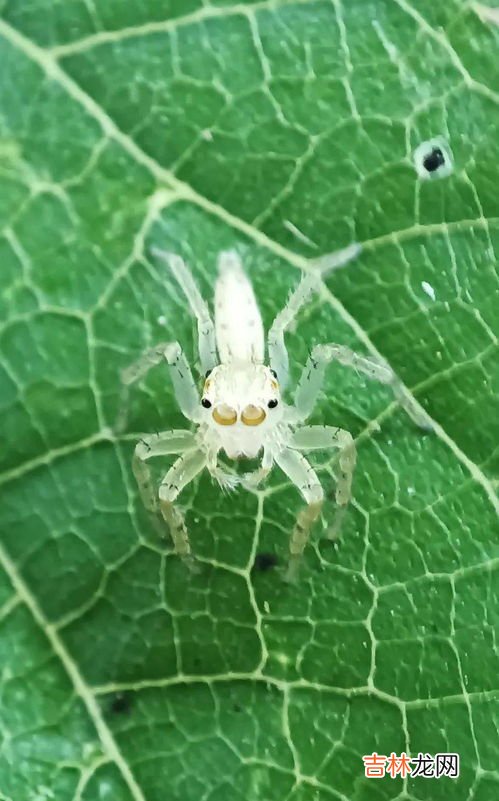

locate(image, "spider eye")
(201, 398), (212, 409)
(267, 399), (278, 409)
(270, 369), (278, 379)
(241, 405), (266, 426)
(205, 369), (212, 378)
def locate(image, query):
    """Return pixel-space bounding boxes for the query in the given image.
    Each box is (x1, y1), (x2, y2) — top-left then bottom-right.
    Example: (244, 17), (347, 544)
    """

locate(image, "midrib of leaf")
(0, 539), (148, 801)
(0, 506), (347, 801)
(0, 14), (497, 516)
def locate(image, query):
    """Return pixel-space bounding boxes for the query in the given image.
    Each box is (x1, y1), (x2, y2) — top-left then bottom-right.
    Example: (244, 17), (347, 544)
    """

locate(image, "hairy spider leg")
(158, 449), (207, 562)
(120, 341), (200, 425)
(268, 272), (321, 389)
(294, 343), (432, 429)
(132, 430), (197, 513)
(274, 447), (324, 581)
(151, 248), (218, 374)
(268, 243), (361, 389)
(121, 341), (205, 554)
(289, 425), (357, 538)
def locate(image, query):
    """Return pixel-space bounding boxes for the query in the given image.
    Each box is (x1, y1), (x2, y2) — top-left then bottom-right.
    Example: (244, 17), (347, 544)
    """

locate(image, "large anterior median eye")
(213, 404), (237, 426)
(241, 405), (266, 426)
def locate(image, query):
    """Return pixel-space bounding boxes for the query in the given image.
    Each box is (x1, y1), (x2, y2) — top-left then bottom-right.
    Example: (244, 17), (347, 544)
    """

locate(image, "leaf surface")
(0, 2), (498, 800)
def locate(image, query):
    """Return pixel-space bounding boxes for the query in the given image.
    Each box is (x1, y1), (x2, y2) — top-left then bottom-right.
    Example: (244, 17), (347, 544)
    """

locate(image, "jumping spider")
(121, 247), (430, 580)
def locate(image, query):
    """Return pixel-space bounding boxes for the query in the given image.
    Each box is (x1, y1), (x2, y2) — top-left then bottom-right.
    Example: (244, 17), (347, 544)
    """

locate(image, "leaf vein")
(0, 541), (148, 801)
(0, 16), (496, 515)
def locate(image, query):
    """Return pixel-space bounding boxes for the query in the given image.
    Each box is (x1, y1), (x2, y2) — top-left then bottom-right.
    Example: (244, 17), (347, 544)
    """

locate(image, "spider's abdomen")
(215, 250), (264, 363)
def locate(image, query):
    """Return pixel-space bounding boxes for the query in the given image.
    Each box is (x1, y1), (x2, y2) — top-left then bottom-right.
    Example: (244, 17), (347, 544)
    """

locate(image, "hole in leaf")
(413, 137), (454, 180)
(423, 148), (445, 172)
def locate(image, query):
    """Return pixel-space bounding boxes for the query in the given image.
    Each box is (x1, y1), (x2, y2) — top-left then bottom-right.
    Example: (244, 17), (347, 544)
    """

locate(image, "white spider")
(122, 247), (430, 580)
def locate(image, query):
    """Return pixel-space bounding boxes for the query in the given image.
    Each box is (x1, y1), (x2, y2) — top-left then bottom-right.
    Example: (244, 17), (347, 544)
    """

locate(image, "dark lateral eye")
(270, 369), (278, 379)
(201, 398), (212, 408)
(267, 399), (278, 409)
(205, 369), (212, 378)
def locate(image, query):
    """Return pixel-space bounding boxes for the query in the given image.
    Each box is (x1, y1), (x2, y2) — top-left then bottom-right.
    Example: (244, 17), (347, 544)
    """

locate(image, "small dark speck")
(233, 703), (243, 713)
(423, 147), (445, 173)
(252, 552), (279, 572)
(109, 693), (133, 715)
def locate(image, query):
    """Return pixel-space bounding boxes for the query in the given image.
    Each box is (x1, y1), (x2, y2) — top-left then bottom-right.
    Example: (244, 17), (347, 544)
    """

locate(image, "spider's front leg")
(289, 425), (357, 539)
(274, 448), (324, 582)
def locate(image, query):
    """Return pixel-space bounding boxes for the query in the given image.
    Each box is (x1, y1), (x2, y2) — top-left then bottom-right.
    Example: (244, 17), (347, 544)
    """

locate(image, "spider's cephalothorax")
(122, 247), (431, 580)
(199, 363), (284, 459)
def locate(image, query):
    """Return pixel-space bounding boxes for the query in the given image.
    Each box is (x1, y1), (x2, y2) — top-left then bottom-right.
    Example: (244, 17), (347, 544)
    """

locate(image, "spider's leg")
(293, 343), (432, 429)
(151, 249), (218, 374)
(119, 341), (200, 429)
(132, 430), (198, 513)
(159, 449), (207, 561)
(268, 272), (321, 390)
(289, 425), (356, 538)
(311, 242), (362, 275)
(268, 244), (360, 389)
(274, 447), (324, 582)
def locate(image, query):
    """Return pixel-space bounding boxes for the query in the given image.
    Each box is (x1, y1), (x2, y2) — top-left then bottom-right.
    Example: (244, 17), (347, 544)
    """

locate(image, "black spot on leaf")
(109, 693), (133, 715)
(252, 552), (279, 572)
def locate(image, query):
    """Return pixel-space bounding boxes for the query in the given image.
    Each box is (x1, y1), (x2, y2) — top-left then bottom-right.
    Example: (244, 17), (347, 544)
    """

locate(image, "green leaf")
(0, 2), (498, 800)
